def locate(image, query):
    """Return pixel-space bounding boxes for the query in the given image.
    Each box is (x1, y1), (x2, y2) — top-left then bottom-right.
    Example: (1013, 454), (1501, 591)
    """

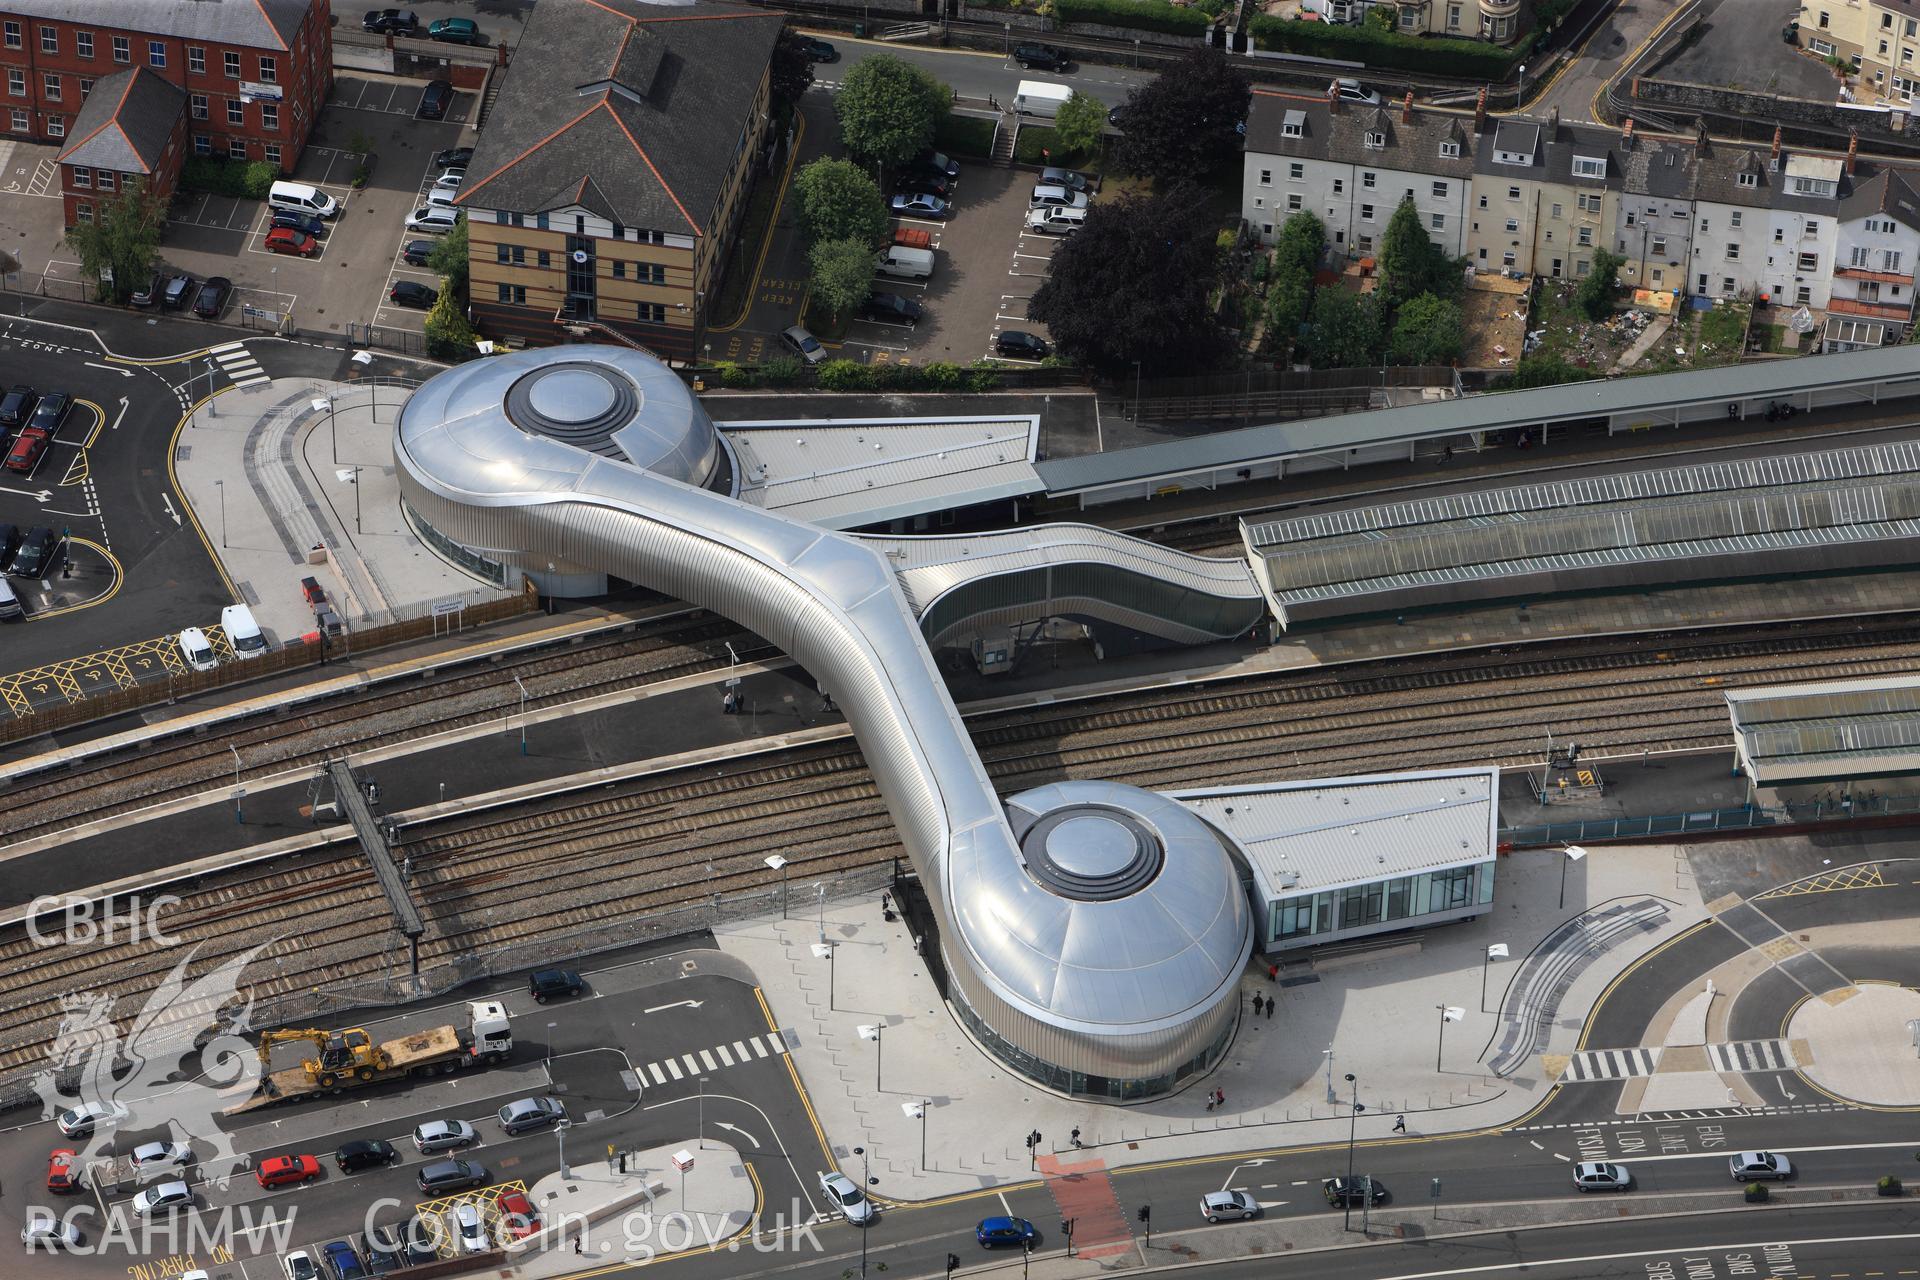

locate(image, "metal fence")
(1500, 790), (1920, 849)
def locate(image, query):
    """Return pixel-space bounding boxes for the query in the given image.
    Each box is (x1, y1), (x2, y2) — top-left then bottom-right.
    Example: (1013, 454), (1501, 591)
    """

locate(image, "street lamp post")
(698, 1076), (708, 1150)
(1342, 1074), (1365, 1232)
(1481, 943), (1509, 1014)
(1323, 1047), (1336, 1103)
(1436, 1005), (1465, 1072)
(214, 479), (227, 548)
(555, 1118), (572, 1177)
(858, 1023), (884, 1092)
(513, 674), (529, 755)
(1518, 65), (1527, 104)
(313, 396), (336, 466)
(902, 1100), (928, 1170)
(230, 745), (243, 823)
(765, 854), (789, 918)
(815, 882), (826, 944)
(352, 465), (363, 534)
(811, 940), (838, 1011)
(852, 1145), (877, 1278)
(1558, 844), (1587, 910)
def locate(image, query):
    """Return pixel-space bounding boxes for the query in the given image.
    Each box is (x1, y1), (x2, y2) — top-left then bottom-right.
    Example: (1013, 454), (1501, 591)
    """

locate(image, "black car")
(0, 524), (17, 567)
(388, 281), (437, 309)
(529, 968), (585, 1002)
(994, 330), (1050, 360)
(192, 276), (232, 319)
(162, 273), (197, 310)
(362, 8), (419, 34)
(402, 1216), (441, 1265)
(272, 208), (325, 238)
(8, 526), (59, 579)
(1013, 42), (1069, 71)
(798, 36), (838, 62)
(908, 150), (960, 180)
(417, 1158), (488, 1194)
(861, 291), (923, 325)
(1322, 1177), (1388, 1208)
(0, 385), (37, 431)
(27, 391), (71, 437)
(402, 240), (438, 267)
(417, 79), (453, 121)
(893, 174), (951, 199)
(130, 270), (165, 308)
(432, 145), (474, 170)
(1107, 106), (1124, 130)
(335, 1140), (400, 1173)
(360, 1228), (403, 1275)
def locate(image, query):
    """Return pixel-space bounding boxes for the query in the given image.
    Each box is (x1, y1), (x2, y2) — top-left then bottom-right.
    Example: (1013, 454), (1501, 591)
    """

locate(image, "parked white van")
(267, 180), (339, 220)
(177, 626), (218, 671)
(220, 604), (269, 659)
(874, 245), (935, 280)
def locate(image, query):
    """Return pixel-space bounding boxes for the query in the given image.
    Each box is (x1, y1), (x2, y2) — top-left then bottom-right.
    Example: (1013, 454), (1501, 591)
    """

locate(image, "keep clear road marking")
(1358, 1232), (1920, 1280)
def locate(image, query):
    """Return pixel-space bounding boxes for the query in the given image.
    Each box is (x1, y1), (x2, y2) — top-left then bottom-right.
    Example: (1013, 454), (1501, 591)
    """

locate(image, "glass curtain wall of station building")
(1268, 859), (1495, 949)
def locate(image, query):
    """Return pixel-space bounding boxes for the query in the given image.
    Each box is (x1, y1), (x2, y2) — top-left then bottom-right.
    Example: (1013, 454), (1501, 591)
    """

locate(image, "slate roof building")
(456, 0), (786, 358)
(54, 65), (186, 228)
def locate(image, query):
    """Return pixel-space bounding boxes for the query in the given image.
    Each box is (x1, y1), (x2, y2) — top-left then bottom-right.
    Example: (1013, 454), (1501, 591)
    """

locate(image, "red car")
(46, 1149), (82, 1194)
(256, 1153), (321, 1188)
(495, 1189), (539, 1240)
(5, 425), (50, 474)
(264, 226), (318, 257)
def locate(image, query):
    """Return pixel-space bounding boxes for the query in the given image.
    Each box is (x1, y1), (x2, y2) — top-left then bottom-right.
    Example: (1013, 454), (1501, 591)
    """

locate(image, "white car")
(177, 626), (218, 672)
(1729, 1151), (1793, 1180)
(448, 1202), (488, 1254)
(1198, 1190), (1259, 1223)
(1572, 1161), (1633, 1192)
(132, 1140), (194, 1170)
(132, 1179), (193, 1216)
(1334, 77), (1379, 104)
(818, 1170), (875, 1225)
(405, 204), (460, 233)
(55, 1099), (129, 1138)
(283, 1250), (319, 1280)
(21, 1214), (84, 1249)
(426, 184), (460, 207)
(432, 168), (465, 193)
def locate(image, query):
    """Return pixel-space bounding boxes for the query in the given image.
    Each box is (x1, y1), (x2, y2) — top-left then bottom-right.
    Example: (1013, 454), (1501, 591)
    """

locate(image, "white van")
(0, 578), (22, 622)
(220, 604), (269, 659)
(177, 626), (217, 671)
(874, 245), (935, 280)
(268, 180), (339, 220)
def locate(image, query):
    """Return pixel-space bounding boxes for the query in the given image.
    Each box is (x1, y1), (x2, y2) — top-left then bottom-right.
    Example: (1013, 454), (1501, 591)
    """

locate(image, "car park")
(272, 209), (326, 238)
(429, 17), (480, 43)
(418, 79), (454, 120)
(1729, 1152), (1792, 1180)
(894, 174), (951, 200)
(448, 1203), (488, 1254)
(975, 1216), (1036, 1248)
(529, 968), (585, 1002)
(54, 1099), (126, 1138)
(45, 1149), (82, 1193)
(361, 8), (419, 33)
(781, 325), (826, 364)
(389, 281), (438, 309)
(283, 1251), (319, 1280)
(131, 270), (164, 307)
(132, 1180), (193, 1216)
(257, 1153), (322, 1188)
(908, 150), (960, 180)
(6, 423), (51, 474)
(402, 239), (438, 267)
(0, 384), (37, 430)
(336, 1139), (401, 1173)
(222, 602), (268, 658)
(1572, 1161), (1632, 1192)
(1028, 184), (1089, 211)
(798, 35), (838, 61)
(177, 626), (218, 672)
(265, 227), (319, 257)
(820, 1170), (875, 1224)
(417, 1157), (489, 1193)
(1013, 42), (1069, 70)
(322, 1239), (368, 1279)
(1334, 77), (1380, 104)
(162, 273), (197, 309)
(891, 192), (950, 220)
(861, 291), (923, 325)
(1199, 1190), (1259, 1223)
(407, 204), (461, 234)
(21, 1214), (84, 1249)
(498, 1095), (566, 1134)
(412, 1118), (477, 1152)
(994, 330), (1050, 360)
(496, 1189), (540, 1241)
(193, 276), (233, 319)
(1321, 1176), (1387, 1207)
(131, 1141), (193, 1170)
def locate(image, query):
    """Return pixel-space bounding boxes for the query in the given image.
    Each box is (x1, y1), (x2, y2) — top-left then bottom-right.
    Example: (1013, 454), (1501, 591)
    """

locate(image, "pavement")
(511, 1148), (755, 1278)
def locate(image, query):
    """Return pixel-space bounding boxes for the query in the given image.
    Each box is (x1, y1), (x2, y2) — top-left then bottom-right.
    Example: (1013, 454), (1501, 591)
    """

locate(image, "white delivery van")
(1013, 80), (1071, 120)
(874, 245), (935, 280)
(220, 604), (269, 659)
(268, 180), (339, 220)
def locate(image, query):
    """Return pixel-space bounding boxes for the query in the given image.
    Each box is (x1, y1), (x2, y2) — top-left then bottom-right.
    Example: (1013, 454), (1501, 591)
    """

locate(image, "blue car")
(975, 1216), (1036, 1249)
(322, 1239), (367, 1279)
(890, 192), (949, 220)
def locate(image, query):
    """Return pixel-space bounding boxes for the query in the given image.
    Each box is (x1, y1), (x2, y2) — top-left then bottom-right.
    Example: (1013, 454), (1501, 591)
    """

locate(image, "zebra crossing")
(1707, 1039), (1795, 1073)
(1558, 1047), (1661, 1082)
(208, 340), (269, 389)
(640, 1030), (791, 1086)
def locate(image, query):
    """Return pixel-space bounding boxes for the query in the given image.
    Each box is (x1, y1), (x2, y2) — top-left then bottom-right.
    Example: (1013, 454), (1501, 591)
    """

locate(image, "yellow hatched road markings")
(414, 1180), (530, 1257)
(1759, 864), (1887, 898)
(0, 627), (220, 713)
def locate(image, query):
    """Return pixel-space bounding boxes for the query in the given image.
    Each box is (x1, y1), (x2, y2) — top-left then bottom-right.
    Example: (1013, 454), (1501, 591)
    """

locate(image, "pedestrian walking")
(1393, 1115), (1406, 1133)
(1441, 445), (1453, 466)
(1215, 1087), (1226, 1107)
(1070, 1127), (1082, 1148)
(1205, 1097), (1215, 1112)
(1265, 995), (1274, 1017)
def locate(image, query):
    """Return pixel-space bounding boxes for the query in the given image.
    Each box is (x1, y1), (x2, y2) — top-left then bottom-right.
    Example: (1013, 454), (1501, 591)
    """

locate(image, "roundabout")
(1789, 981), (1920, 1109)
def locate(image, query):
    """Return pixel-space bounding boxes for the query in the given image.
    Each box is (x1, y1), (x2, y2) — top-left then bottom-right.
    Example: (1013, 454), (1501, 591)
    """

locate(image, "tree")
(63, 184), (166, 304)
(1029, 183), (1221, 376)
(1113, 49), (1251, 186)
(424, 288), (478, 360)
(427, 216), (468, 299)
(1376, 197), (1462, 314)
(770, 29), (817, 116)
(1302, 287), (1380, 369)
(834, 54), (950, 168)
(1264, 211), (1324, 358)
(793, 158), (889, 249)
(1575, 249), (1627, 319)
(1387, 292), (1463, 365)
(1499, 354), (1600, 389)
(807, 236), (875, 320)
(1053, 91), (1106, 158)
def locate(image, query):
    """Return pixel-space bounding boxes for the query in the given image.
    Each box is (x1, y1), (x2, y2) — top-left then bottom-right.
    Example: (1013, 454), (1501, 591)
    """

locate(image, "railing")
(1500, 790), (1920, 849)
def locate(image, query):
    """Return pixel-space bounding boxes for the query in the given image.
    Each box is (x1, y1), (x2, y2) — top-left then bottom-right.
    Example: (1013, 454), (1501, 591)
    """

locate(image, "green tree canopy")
(423, 288), (478, 360)
(1387, 292), (1463, 365)
(793, 158), (889, 249)
(834, 54), (951, 168)
(427, 216), (469, 298)
(1029, 183), (1222, 376)
(1499, 353), (1600, 389)
(1575, 248), (1627, 319)
(63, 184), (166, 304)
(808, 236), (876, 320)
(1052, 90), (1107, 158)
(1375, 197), (1462, 314)
(770, 29), (817, 116)
(1302, 287), (1380, 369)
(1112, 49), (1251, 186)
(1263, 211), (1325, 358)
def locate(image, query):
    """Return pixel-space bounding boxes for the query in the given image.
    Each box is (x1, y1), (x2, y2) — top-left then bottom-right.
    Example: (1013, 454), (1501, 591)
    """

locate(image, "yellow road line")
(75, 396), (107, 448)
(710, 112), (807, 335)
(165, 386), (242, 603)
(19, 536), (123, 623)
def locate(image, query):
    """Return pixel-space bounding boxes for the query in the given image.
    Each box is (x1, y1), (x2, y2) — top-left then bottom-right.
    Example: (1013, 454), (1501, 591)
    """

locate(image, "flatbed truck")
(225, 1001), (512, 1114)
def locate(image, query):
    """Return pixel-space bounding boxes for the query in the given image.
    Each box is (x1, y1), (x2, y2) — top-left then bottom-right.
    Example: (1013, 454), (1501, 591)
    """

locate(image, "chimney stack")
(1771, 124), (1783, 161)
(1622, 118), (1635, 150)
(1846, 129), (1859, 174)
(1474, 86), (1487, 133)
(1327, 79), (1340, 114)
(1402, 90), (1415, 125)
(1547, 105), (1559, 133)
(1694, 118), (1710, 157)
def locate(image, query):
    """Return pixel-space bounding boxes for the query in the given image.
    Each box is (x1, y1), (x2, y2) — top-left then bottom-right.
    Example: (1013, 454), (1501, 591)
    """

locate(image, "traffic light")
(946, 1253), (959, 1277)
(1137, 1205), (1150, 1223)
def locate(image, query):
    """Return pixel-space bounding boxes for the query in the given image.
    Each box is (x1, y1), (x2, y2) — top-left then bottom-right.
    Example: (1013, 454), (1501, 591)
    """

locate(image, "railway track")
(5, 617), (1917, 1079)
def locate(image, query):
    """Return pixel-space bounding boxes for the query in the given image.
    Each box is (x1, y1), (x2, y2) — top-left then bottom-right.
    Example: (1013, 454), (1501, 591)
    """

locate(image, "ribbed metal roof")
(1727, 674), (1920, 783)
(1171, 769), (1500, 898)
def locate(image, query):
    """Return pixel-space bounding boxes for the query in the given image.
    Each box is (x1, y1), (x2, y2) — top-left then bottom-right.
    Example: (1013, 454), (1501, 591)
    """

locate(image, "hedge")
(1247, 16), (1520, 79)
(934, 115), (998, 160)
(180, 156), (280, 200)
(1054, 0), (1212, 37)
(708, 359), (1000, 392)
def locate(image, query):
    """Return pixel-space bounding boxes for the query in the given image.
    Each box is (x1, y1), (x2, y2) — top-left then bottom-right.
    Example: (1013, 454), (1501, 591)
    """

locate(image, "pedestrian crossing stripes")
(208, 340), (268, 389)
(1707, 1038), (1794, 1073)
(1558, 1047), (1660, 1082)
(641, 1031), (789, 1086)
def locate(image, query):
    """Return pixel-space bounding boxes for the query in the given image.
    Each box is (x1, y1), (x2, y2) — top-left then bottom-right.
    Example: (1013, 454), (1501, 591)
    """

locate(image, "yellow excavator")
(255, 1027), (393, 1088)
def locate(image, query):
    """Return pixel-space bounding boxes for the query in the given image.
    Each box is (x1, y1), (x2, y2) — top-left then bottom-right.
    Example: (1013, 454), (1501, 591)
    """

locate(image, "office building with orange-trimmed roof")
(455, 0), (785, 359)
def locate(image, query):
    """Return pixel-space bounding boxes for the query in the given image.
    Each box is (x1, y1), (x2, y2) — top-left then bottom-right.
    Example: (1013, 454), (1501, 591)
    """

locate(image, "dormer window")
(1283, 121), (1302, 138)
(1282, 109), (1305, 140)
(1738, 172), (1757, 188)
(1365, 130), (1385, 149)
(1791, 176), (1834, 196)
(1571, 155), (1607, 179)
(1439, 140), (1460, 158)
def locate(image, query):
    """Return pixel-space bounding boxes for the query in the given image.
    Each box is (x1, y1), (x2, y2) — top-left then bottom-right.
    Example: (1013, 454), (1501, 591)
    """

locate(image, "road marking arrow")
(643, 1000), (705, 1013)
(161, 493), (181, 527)
(714, 1122), (761, 1149)
(0, 484), (52, 502)
(83, 360), (134, 378)
(111, 395), (128, 430)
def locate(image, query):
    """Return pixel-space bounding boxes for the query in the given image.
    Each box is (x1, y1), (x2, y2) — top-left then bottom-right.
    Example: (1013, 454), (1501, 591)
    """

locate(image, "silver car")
(1729, 1151), (1792, 1180)
(1199, 1190), (1258, 1222)
(412, 1118), (477, 1153)
(1572, 1161), (1632, 1192)
(497, 1095), (566, 1135)
(781, 325), (825, 366)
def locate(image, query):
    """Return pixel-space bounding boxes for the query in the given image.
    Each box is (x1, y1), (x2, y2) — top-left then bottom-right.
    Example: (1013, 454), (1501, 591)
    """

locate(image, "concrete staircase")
(990, 115), (1018, 167)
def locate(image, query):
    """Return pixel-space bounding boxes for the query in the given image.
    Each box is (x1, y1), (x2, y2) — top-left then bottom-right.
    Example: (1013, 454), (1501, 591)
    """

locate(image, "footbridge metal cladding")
(395, 346), (1266, 1101)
